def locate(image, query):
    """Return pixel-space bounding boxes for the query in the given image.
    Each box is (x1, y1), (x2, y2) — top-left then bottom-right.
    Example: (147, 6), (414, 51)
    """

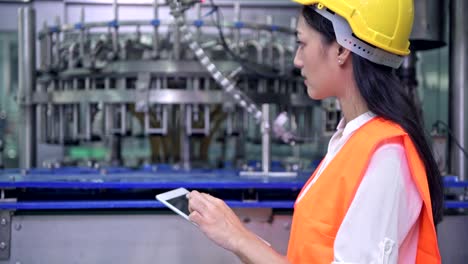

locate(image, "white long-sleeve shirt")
(297, 112), (423, 264)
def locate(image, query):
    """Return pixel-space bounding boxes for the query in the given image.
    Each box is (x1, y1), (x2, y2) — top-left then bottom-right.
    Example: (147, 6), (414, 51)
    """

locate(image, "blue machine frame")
(0, 168), (466, 210)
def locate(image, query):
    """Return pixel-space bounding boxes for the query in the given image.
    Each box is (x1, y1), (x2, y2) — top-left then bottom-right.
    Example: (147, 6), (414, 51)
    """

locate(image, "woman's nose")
(293, 50), (303, 69)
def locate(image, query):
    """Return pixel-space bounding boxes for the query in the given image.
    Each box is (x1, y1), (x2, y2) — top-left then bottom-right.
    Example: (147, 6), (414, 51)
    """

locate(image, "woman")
(187, 0), (444, 263)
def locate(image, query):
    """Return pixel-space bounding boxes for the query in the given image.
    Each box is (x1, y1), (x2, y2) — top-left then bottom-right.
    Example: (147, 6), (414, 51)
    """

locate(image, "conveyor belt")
(0, 167), (466, 210)
(0, 167), (310, 189)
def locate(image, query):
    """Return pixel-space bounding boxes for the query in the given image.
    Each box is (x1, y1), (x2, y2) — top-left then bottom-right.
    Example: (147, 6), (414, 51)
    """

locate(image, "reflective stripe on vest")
(286, 117), (441, 264)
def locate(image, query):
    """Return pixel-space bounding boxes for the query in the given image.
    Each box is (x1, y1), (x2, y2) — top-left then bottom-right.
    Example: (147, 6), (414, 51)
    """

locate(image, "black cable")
(206, 0), (290, 79)
(178, 0), (203, 12)
(433, 120), (468, 160)
(179, 0), (298, 79)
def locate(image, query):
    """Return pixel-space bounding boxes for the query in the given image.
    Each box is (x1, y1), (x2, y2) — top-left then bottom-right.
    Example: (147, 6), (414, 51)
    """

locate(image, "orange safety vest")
(287, 117), (441, 264)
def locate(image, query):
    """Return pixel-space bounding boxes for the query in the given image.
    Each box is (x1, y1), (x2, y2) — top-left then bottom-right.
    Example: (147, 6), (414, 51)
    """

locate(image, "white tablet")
(156, 187), (191, 220)
(156, 187), (271, 246)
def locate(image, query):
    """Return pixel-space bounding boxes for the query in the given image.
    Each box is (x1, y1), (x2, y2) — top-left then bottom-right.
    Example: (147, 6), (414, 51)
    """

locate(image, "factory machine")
(0, 0), (466, 263)
(22, 0), (333, 171)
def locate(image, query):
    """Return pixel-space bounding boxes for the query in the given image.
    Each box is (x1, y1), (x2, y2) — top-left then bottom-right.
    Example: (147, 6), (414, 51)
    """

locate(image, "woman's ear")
(337, 45), (351, 66)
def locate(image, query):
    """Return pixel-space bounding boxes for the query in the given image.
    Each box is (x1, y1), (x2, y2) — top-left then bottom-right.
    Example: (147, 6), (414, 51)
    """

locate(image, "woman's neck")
(338, 80), (369, 125)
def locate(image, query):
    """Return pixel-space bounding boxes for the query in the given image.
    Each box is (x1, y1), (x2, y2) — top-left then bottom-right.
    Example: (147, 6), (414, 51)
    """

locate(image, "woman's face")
(294, 14), (340, 100)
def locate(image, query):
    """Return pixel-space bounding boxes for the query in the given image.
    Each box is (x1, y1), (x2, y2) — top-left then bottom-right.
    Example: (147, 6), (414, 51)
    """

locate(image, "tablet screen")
(166, 195), (190, 216)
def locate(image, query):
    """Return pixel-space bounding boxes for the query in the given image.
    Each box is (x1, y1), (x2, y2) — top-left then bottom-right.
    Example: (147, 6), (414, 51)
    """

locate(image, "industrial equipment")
(17, 0), (330, 173)
(0, 0), (466, 263)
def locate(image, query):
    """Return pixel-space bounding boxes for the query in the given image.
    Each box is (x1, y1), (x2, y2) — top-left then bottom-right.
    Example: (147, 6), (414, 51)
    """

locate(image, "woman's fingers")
(187, 191), (212, 217)
(201, 192), (223, 206)
(188, 210), (203, 225)
(186, 191), (248, 252)
(188, 191), (233, 221)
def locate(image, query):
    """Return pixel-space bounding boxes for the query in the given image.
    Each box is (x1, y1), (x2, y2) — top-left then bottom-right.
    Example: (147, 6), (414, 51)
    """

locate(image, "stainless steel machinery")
(17, 0), (332, 174)
(0, 1), (466, 263)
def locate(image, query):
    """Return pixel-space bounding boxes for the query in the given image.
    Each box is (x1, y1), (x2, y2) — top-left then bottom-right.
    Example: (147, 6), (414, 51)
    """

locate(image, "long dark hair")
(302, 6), (444, 225)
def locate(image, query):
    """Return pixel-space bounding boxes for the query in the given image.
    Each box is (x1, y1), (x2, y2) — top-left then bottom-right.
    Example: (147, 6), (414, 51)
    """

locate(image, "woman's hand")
(187, 190), (250, 253)
(187, 190), (290, 264)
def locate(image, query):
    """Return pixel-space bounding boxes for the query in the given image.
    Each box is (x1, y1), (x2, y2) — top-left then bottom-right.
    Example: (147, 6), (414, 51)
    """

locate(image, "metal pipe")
(261, 104), (270, 173)
(266, 15), (274, 65)
(18, 7), (37, 169)
(174, 22), (181, 60)
(79, 7), (85, 60)
(289, 17), (297, 52)
(2, 40), (10, 103)
(233, 2), (241, 52)
(71, 79), (79, 141)
(155, 78), (163, 124)
(46, 102), (52, 143)
(203, 105), (210, 136)
(105, 78), (110, 90)
(85, 78), (90, 90)
(36, 85), (45, 143)
(59, 105), (65, 144)
(192, 78), (199, 123)
(185, 105), (192, 135)
(105, 105), (112, 135)
(180, 105), (190, 170)
(135, 25), (141, 43)
(121, 105), (127, 135)
(46, 22), (54, 69)
(38, 108), (46, 145)
(54, 16), (61, 68)
(272, 43), (285, 74)
(203, 77), (210, 136)
(112, 0), (119, 55)
(73, 104), (79, 140)
(54, 105), (60, 143)
(245, 40), (263, 65)
(18, 9), (24, 101)
(226, 111), (233, 135)
(84, 78), (91, 140)
(449, 0), (468, 181)
(245, 39), (266, 95)
(39, 22), (50, 72)
(68, 42), (77, 69)
(411, 0), (445, 51)
(152, 0), (160, 58)
(85, 104), (91, 140)
(195, 3), (202, 42)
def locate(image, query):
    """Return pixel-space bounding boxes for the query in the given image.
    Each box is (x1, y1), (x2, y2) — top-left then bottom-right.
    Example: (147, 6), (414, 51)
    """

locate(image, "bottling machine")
(0, 0), (466, 263)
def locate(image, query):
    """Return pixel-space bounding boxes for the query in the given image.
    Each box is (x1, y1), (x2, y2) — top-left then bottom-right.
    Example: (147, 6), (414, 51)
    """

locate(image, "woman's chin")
(307, 89), (325, 100)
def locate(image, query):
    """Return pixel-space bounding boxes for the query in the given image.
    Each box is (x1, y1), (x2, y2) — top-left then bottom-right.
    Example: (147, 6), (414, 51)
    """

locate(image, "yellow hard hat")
(293, 0), (414, 57)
